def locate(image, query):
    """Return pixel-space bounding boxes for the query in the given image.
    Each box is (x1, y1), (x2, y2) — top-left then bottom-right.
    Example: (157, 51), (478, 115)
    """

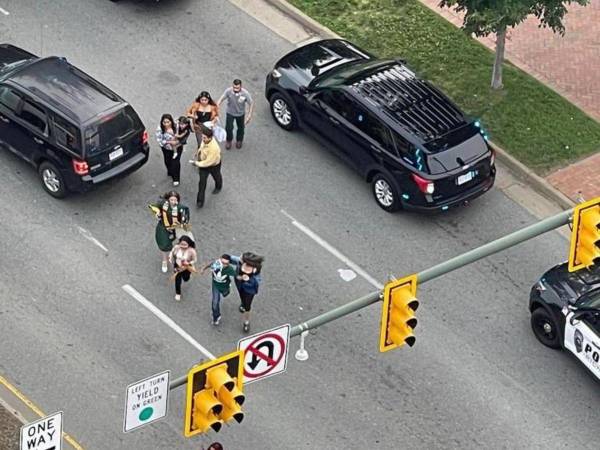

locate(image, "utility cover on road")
(20, 411), (62, 450)
(238, 324), (290, 384)
(123, 370), (170, 432)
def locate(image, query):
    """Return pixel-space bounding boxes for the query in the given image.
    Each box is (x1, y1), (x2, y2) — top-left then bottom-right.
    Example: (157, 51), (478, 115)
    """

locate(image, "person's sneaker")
(236, 141), (243, 149)
(212, 187), (221, 194)
(174, 294), (181, 302)
(213, 316), (222, 326)
(225, 141), (232, 150)
(196, 201), (204, 209)
(162, 261), (168, 273)
(239, 305), (245, 313)
(173, 181), (179, 186)
(243, 321), (250, 333)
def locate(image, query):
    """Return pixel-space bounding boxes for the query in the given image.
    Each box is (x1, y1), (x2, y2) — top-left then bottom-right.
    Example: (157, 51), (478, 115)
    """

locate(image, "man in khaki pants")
(190, 125), (222, 208)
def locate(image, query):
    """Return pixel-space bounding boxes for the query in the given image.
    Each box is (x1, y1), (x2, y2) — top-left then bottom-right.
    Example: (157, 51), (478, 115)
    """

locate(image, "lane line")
(281, 209), (383, 290)
(77, 226), (109, 253)
(122, 284), (216, 359)
(0, 7), (9, 15)
(0, 375), (85, 449)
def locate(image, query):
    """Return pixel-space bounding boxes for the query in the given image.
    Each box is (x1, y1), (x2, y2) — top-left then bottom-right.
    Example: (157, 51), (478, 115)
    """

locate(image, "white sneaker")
(175, 294), (181, 302)
(173, 181), (179, 186)
(161, 261), (168, 273)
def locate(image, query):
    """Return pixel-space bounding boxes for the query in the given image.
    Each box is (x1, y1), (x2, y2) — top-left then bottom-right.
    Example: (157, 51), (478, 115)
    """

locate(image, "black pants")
(225, 113), (245, 142)
(161, 146), (183, 182)
(174, 265), (191, 295)
(197, 163), (222, 205)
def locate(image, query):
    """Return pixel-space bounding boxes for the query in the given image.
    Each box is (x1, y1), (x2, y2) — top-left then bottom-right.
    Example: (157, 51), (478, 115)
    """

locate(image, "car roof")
(344, 62), (469, 147)
(6, 56), (125, 124)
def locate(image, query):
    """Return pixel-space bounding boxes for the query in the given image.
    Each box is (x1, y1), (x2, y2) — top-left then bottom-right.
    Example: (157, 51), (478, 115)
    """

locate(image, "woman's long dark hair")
(195, 91), (216, 106)
(159, 113), (175, 134)
(178, 235), (196, 248)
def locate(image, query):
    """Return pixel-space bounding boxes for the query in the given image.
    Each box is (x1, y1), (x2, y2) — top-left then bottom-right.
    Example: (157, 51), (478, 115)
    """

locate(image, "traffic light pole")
(170, 208), (572, 390)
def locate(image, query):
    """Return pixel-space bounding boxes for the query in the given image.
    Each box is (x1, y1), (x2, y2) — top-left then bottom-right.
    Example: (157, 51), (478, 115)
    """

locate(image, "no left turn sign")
(238, 324), (290, 384)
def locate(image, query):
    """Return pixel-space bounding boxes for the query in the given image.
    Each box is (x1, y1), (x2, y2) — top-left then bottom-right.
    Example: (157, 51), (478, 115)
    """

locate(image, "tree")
(439, 0), (589, 89)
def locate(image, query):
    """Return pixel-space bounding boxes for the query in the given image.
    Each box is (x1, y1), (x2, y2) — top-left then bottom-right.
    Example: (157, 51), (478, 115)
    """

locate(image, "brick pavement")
(420, 0), (600, 202)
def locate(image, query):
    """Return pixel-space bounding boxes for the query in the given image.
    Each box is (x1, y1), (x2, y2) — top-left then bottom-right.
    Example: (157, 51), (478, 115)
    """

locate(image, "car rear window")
(84, 105), (142, 154)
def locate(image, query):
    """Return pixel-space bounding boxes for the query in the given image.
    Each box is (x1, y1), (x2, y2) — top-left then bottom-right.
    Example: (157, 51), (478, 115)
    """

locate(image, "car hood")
(542, 263), (600, 302)
(274, 39), (372, 88)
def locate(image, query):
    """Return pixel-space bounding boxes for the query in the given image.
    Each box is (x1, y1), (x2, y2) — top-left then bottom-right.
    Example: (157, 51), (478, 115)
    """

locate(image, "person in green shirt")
(200, 254), (236, 326)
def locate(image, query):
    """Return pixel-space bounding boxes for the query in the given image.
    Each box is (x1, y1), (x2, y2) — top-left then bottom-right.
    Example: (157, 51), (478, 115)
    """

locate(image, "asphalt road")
(0, 0), (598, 449)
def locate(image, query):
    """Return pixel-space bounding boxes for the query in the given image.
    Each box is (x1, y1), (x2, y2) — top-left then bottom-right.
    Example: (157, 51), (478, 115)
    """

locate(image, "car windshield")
(579, 289), (600, 309)
(425, 123), (480, 153)
(311, 60), (391, 89)
(84, 105), (141, 154)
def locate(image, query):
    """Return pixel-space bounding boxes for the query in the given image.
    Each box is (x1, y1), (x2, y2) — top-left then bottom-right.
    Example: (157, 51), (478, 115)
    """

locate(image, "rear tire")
(269, 93), (297, 131)
(372, 173), (401, 212)
(530, 308), (561, 349)
(38, 161), (67, 198)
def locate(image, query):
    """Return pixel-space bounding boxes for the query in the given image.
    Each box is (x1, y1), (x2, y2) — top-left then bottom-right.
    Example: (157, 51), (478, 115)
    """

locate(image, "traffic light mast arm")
(170, 208), (573, 390)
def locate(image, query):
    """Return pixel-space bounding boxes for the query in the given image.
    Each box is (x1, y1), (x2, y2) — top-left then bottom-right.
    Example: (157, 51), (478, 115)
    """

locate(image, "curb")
(263, 0), (576, 210)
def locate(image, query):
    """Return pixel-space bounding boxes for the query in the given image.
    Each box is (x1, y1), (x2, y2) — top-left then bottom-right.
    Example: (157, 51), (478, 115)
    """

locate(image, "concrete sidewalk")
(419, 0), (600, 203)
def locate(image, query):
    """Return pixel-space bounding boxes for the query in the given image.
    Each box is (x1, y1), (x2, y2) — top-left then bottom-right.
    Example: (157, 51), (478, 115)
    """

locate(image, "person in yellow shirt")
(189, 125), (223, 208)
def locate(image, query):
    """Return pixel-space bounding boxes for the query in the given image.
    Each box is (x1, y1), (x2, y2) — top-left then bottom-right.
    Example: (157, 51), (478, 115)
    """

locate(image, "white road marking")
(0, 7), (9, 15)
(77, 226), (109, 253)
(122, 284), (216, 360)
(281, 209), (383, 290)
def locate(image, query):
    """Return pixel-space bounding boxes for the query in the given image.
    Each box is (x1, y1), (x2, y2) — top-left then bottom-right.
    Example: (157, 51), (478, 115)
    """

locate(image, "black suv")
(529, 263), (600, 380)
(0, 44), (149, 198)
(265, 39), (495, 212)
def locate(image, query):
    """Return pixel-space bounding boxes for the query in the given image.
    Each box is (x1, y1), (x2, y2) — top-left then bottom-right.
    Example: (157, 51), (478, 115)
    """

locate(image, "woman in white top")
(169, 235), (197, 301)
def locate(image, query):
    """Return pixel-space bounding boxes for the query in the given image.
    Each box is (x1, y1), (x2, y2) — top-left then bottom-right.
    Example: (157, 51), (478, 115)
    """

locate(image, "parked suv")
(265, 39), (495, 212)
(0, 44), (149, 198)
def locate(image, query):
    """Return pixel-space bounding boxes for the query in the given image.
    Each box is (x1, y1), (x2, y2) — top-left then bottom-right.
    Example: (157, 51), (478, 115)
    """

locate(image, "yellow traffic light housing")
(568, 197), (600, 272)
(380, 274), (419, 352)
(184, 350), (245, 437)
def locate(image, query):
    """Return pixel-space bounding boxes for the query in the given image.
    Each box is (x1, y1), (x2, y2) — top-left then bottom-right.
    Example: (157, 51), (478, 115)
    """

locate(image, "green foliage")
(288, 0), (600, 173)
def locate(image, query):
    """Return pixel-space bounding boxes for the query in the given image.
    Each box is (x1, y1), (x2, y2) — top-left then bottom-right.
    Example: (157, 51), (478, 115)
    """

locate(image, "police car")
(529, 262), (600, 380)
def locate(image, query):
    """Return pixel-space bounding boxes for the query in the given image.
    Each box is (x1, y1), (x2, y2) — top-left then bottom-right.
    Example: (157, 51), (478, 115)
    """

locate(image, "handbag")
(203, 120), (227, 143)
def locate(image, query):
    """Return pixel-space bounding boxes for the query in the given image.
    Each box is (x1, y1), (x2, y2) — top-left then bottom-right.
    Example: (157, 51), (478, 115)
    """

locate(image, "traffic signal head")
(380, 275), (419, 352)
(184, 350), (245, 438)
(568, 198), (600, 272)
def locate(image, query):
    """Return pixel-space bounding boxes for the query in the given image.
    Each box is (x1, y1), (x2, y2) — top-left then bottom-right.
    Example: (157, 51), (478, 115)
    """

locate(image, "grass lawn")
(288, 0), (600, 174)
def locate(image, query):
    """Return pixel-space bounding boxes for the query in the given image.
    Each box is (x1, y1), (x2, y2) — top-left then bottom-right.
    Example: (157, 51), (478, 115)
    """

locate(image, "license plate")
(457, 171), (474, 185)
(109, 147), (124, 161)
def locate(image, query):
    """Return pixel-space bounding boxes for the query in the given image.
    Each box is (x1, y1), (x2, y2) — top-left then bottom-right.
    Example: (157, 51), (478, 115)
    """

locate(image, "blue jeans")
(211, 285), (222, 322)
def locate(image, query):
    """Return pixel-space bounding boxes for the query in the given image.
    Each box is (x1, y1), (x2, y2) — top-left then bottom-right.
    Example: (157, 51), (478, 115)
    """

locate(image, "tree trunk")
(491, 27), (506, 90)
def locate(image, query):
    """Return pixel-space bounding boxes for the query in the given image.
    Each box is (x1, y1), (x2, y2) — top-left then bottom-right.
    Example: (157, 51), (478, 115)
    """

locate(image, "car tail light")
(490, 147), (496, 166)
(142, 129), (149, 145)
(412, 173), (435, 194)
(72, 158), (89, 175)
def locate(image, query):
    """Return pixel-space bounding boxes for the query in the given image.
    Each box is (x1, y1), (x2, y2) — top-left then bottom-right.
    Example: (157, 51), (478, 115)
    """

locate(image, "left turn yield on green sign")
(123, 370), (170, 432)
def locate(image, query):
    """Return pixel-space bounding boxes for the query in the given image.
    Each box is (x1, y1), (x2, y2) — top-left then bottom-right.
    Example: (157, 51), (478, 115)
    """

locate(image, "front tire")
(372, 173), (401, 212)
(38, 161), (67, 198)
(269, 93), (297, 131)
(530, 308), (561, 349)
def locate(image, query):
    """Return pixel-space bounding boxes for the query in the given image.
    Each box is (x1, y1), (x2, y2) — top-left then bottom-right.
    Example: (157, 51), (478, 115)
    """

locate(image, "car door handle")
(33, 137), (44, 145)
(328, 116), (340, 125)
(0, 115), (9, 123)
(370, 144), (382, 154)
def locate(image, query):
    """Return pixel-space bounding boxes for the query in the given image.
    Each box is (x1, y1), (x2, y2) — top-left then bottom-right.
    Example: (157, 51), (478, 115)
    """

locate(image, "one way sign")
(20, 411), (62, 450)
(237, 324), (290, 384)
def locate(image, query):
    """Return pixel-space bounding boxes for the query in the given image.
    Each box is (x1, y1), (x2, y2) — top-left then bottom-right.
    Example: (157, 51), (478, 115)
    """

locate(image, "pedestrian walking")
(169, 235), (197, 301)
(148, 191), (190, 273)
(231, 252), (264, 333)
(206, 443), (223, 450)
(156, 114), (180, 185)
(200, 254), (237, 326)
(168, 116), (192, 186)
(186, 91), (219, 148)
(217, 79), (254, 149)
(189, 125), (222, 208)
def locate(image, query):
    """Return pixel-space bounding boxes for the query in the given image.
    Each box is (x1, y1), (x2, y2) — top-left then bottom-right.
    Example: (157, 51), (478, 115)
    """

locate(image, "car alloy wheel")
(269, 93), (297, 131)
(530, 308), (560, 349)
(372, 174), (400, 212)
(38, 161), (67, 198)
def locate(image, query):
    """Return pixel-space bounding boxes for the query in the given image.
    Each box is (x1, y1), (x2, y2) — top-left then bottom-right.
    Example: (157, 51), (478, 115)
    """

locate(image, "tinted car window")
(320, 90), (354, 120)
(18, 99), (47, 134)
(53, 114), (81, 153)
(85, 105), (142, 153)
(0, 86), (22, 112)
(352, 109), (395, 152)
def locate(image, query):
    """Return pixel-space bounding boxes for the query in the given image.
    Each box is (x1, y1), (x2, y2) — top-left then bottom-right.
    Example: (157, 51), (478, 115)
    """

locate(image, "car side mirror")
(299, 86), (308, 95)
(570, 310), (589, 325)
